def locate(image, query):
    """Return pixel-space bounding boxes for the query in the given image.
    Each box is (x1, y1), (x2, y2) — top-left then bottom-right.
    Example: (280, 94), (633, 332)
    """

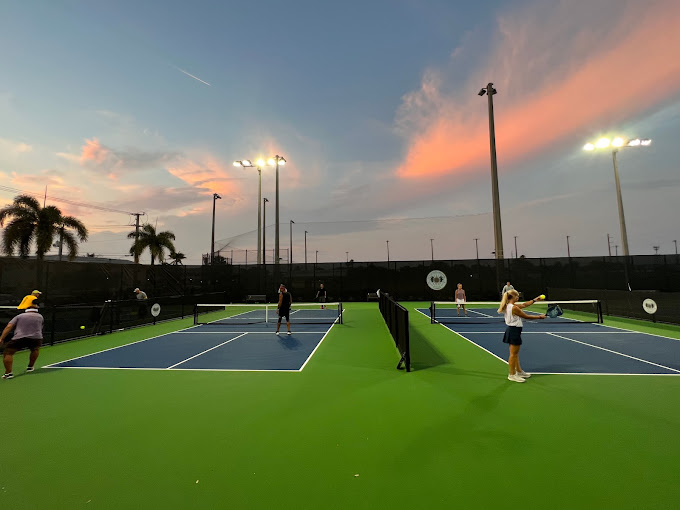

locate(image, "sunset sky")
(1, 0), (679, 264)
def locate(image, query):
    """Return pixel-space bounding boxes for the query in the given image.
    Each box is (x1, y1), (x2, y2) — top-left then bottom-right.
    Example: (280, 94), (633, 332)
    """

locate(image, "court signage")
(642, 298), (657, 315)
(426, 270), (447, 291)
(151, 303), (162, 317)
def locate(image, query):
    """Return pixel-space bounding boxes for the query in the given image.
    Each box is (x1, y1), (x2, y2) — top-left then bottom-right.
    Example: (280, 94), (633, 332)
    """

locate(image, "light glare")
(612, 137), (625, 147)
(627, 139), (641, 147)
(583, 143), (595, 151)
(595, 138), (611, 149)
(267, 158), (276, 166)
(641, 139), (652, 146)
(256, 159), (265, 167)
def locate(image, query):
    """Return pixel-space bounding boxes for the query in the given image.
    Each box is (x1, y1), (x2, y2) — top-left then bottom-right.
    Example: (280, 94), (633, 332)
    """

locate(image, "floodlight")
(641, 139), (652, 146)
(233, 161), (242, 167)
(279, 158), (286, 165)
(612, 137), (625, 148)
(583, 143), (595, 151)
(595, 138), (611, 149)
(478, 89), (486, 96)
(256, 158), (265, 167)
(242, 160), (252, 166)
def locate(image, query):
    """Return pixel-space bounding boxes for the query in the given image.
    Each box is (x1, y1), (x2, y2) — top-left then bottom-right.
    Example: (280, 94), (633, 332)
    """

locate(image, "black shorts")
(318, 296), (326, 303)
(502, 326), (523, 346)
(3, 337), (42, 352)
(278, 308), (290, 322)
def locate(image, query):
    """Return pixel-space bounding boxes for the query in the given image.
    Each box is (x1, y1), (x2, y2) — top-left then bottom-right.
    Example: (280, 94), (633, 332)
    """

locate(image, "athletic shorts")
(278, 308), (290, 322)
(456, 299), (465, 306)
(3, 337), (42, 351)
(319, 296), (326, 303)
(502, 326), (522, 346)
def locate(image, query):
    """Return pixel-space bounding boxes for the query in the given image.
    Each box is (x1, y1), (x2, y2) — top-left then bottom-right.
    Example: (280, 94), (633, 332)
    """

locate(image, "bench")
(246, 294), (267, 303)
(367, 292), (379, 301)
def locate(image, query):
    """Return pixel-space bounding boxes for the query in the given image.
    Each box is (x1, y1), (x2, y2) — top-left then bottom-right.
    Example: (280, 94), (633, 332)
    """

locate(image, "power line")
(0, 184), (140, 215)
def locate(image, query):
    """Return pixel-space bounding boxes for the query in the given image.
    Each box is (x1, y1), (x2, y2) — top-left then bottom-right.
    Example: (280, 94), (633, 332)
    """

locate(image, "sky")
(1, 0), (679, 264)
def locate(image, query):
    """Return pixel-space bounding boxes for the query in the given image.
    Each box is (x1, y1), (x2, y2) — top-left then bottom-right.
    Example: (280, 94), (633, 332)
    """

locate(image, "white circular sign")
(642, 298), (657, 315)
(151, 303), (162, 317)
(426, 270), (448, 291)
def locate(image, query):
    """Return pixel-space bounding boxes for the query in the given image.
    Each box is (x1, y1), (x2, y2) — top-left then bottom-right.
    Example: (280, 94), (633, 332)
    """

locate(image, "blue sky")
(1, 0), (679, 263)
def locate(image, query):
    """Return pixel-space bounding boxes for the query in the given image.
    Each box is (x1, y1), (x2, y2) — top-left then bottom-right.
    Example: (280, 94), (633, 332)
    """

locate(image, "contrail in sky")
(173, 66), (211, 86)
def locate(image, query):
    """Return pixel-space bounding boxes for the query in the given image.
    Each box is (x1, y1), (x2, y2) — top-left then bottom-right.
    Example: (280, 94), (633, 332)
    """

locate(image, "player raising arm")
(498, 290), (546, 383)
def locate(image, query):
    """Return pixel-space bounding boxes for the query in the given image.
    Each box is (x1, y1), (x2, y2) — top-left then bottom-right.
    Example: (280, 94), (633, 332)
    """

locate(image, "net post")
(193, 304), (198, 325)
(430, 301), (435, 324)
(339, 301), (343, 324)
(597, 300), (603, 323)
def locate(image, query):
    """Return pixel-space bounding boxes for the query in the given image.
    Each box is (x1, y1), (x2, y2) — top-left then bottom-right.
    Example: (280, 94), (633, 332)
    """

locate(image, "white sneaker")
(275, 332), (280, 335)
(287, 332), (292, 335)
(508, 374), (525, 383)
(518, 370), (531, 378)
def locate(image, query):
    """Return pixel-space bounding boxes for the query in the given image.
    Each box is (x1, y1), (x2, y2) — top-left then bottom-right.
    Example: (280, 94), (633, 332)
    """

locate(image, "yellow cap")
(18, 295), (38, 309)
(32, 290), (42, 295)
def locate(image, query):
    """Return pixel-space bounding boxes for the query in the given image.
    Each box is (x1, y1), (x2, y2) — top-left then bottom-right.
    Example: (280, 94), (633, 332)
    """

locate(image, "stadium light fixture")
(256, 158), (266, 167)
(641, 139), (652, 146)
(595, 137), (611, 149)
(583, 143), (595, 151)
(612, 137), (625, 148)
(627, 138), (641, 147)
(235, 158), (264, 264)
(264, 155), (287, 265)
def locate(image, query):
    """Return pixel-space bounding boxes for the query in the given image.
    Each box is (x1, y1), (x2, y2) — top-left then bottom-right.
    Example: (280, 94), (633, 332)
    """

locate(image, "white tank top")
(505, 303), (523, 327)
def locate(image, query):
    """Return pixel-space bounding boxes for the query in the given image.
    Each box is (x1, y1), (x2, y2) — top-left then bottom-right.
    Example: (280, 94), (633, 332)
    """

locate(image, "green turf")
(2, 302), (679, 509)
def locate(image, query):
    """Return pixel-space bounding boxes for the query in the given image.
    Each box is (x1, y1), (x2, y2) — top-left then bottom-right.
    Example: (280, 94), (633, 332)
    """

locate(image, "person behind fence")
(134, 288), (148, 318)
(0, 294), (44, 380)
(498, 290), (546, 383)
(315, 283), (327, 309)
(501, 281), (514, 297)
(276, 284), (292, 336)
(134, 288), (148, 300)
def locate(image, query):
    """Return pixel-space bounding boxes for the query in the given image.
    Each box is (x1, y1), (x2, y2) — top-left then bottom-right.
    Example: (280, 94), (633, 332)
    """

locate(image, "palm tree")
(127, 224), (176, 265)
(0, 194), (88, 260)
(169, 251), (186, 265)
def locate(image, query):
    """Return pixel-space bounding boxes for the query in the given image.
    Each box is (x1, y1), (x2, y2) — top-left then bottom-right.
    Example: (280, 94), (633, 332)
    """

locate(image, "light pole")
(266, 155), (286, 265)
(315, 250), (318, 264)
(566, 235), (571, 258)
(584, 137), (652, 257)
(615, 245), (619, 256)
(478, 83), (504, 260)
(513, 236), (518, 258)
(233, 160), (264, 264)
(262, 198), (269, 263)
(386, 240), (390, 263)
(607, 233), (612, 256)
(674, 240), (678, 255)
(653, 245), (660, 255)
(474, 238), (479, 260)
(346, 251), (349, 263)
(304, 231), (308, 266)
(289, 220), (294, 264)
(211, 192), (221, 264)
(430, 238), (434, 262)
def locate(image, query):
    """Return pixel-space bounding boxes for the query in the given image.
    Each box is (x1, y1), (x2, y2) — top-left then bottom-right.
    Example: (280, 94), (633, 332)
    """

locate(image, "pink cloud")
(80, 138), (110, 164)
(396, 0), (680, 179)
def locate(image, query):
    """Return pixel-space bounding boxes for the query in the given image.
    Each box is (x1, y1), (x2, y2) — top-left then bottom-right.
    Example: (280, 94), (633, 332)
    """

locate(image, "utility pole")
(211, 193), (221, 265)
(674, 240), (678, 255)
(304, 231), (308, 266)
(430, 238), (434, 262)
(346, 251), (349, 263)
(615, 245), (619, 256)
(514, 236), (518, 258)
(566, 235), (571, 258)
(607, 233), (612, 256)
(132, 212), (144, 264)
(474, 238), (479, 260)
(386, 240), (390, 263)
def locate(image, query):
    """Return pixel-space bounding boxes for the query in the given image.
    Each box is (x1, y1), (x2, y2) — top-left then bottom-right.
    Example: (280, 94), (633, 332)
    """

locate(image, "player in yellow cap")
(1, 295), (44, 379)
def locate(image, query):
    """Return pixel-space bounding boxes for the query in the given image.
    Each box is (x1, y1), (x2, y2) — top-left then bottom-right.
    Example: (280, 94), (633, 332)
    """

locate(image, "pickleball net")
(194, 302), (343, 326)
(429, 299), (603, 324)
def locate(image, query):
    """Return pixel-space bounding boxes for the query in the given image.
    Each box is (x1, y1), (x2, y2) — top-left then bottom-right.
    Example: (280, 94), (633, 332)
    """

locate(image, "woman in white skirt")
(498, 289), (546, 382)
(454, 283), (467, 316)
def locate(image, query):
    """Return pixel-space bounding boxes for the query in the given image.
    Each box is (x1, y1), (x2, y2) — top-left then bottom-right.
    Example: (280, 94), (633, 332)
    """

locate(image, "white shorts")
(456, 299), (465, 307)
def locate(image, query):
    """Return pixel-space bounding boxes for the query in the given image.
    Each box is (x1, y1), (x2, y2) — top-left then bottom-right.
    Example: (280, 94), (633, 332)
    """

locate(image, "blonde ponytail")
(498, 289), (519, 313)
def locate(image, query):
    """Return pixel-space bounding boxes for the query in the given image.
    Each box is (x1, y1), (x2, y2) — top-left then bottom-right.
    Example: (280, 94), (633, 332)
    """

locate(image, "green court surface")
(2, 302), (679, 509)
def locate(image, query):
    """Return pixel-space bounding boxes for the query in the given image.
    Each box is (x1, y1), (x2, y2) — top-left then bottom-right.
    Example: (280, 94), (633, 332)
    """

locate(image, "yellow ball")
(539, 294), (546, 300)
(80, 326), (85, 330)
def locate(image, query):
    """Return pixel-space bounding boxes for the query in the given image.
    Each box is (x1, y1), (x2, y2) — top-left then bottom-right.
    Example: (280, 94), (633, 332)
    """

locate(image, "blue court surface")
(46, 321), (338, 372)
(416, 307), (680, 375)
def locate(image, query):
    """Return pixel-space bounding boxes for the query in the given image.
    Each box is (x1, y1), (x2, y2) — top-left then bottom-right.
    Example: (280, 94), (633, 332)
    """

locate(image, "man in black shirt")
(315, 283), (327, 309)
(276, 284), (292, 335)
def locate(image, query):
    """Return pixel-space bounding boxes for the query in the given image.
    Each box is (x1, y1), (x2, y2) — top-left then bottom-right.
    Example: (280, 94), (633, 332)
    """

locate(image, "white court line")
(40, 366), (300, 372)
(547, 332), (680, 373)
(167, 333), (248, 369)
(174, 331), (324, 334)
(297, 309), (345, 371)
(451, 331), (637, 334)
(528, 372), (680, 376)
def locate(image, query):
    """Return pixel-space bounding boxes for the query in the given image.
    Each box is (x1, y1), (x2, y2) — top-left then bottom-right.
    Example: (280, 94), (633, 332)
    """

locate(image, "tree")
(127, 224), (176, 265)
(169, 251), (186, 265)
(0, 194), (88, 260)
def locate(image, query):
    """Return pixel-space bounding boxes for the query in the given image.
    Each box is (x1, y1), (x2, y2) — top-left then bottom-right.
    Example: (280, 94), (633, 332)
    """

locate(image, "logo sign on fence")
(426, 270), (448, 291)
(151, 303), (162, 317)
(642, 298), (657, 315)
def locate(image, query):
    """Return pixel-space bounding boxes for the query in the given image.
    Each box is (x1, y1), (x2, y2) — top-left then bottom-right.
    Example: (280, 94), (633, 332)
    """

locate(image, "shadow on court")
(409, 326), (449, 371)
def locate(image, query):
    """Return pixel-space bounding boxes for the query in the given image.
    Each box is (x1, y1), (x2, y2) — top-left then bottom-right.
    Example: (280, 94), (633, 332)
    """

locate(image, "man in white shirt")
(0, 295), (44, 379)
(501, 281), (515, 297)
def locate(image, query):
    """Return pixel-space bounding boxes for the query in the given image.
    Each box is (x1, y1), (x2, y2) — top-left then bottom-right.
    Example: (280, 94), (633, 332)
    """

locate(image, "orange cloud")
(80, 138), (109, 164)
(167, 156), (242, 199)
(396, 0), (680, 179)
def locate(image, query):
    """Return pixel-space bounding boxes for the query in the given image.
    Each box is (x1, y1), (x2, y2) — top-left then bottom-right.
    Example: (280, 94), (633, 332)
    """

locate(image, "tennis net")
(429, 300), (603, 324)
(194, 302), (343, 326)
